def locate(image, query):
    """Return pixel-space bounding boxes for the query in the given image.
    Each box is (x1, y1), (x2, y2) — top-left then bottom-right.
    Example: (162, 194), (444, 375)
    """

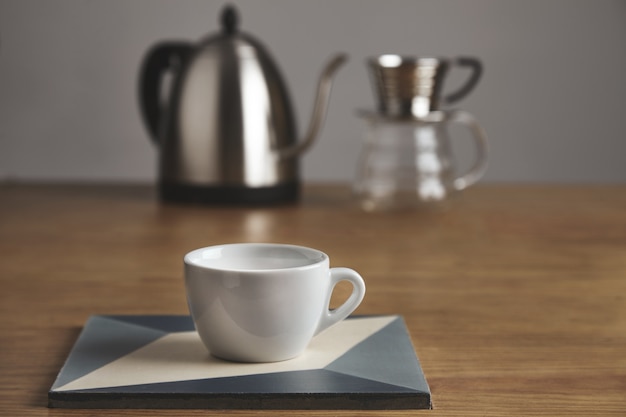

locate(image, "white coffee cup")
(184, 243), (366, 362)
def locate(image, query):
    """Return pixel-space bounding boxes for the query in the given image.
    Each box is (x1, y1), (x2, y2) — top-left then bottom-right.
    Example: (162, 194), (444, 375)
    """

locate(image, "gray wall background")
(1, 0), (625, 184)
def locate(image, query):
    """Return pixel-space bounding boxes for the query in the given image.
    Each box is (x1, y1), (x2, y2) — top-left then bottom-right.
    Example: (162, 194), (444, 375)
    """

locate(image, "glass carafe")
(354, 55), (489, 211)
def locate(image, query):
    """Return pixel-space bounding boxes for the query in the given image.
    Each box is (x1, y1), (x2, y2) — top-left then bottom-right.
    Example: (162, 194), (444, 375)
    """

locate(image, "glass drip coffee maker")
(354, 55), (489, 211)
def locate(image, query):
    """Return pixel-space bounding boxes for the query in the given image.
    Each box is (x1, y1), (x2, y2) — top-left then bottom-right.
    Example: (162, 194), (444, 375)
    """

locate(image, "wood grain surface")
(1, 183), (625, 416)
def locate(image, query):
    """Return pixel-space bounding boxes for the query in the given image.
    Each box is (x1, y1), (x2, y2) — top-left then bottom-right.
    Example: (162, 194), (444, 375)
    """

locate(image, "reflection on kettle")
(138, 5), (347, 204)
(354, 55), (489, 211)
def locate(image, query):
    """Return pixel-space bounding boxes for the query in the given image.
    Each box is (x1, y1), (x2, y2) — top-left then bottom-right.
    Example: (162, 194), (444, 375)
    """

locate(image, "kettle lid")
(220, 5), (239, 36)
(201, 4), (272, 55)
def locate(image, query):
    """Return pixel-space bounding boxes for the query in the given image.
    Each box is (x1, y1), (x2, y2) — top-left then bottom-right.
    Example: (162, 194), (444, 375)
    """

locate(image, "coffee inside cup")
(185, 244), (326, 271)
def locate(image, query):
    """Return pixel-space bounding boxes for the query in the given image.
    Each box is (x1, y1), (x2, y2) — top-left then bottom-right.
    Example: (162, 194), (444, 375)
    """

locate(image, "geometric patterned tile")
(49, 315), (431, 409)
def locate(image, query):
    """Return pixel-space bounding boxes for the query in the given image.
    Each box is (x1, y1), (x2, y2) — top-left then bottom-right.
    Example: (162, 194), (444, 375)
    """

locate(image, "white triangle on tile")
(55, 316), (396, 392)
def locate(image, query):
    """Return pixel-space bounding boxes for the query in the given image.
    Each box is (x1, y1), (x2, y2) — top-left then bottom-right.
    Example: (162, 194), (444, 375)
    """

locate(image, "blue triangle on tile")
(68, 369), (418, 394)
(51, 316), (167, 390)
(325, 316), (429, 392)
(104, 315), (196, 333)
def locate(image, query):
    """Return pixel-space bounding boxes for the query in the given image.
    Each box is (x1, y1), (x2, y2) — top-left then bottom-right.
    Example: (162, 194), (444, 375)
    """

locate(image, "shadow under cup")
(184, 243), (365, 363)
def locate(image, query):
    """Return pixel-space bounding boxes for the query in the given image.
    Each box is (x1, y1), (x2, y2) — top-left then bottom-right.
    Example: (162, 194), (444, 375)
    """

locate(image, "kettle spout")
(278, 53), (348, 160)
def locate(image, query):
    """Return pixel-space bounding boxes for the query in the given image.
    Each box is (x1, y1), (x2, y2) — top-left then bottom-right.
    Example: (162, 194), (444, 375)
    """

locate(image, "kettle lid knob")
(221, 5), (239, 35)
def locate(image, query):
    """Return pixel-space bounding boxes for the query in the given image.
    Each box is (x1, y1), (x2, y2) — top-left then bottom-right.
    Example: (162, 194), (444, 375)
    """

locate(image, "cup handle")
(444, 57), (483, 105)
(315, 268), (366, 336)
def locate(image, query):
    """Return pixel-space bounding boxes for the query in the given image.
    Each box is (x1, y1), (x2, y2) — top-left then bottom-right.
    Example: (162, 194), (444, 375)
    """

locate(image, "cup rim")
(184, 243), (328, 273)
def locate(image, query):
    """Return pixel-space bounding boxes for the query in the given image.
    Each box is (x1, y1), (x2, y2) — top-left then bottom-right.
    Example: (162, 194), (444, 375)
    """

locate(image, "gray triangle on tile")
(69, 369), (419, 394)
(52, 370), (431, 409)
(51, 315), (167, 390)
(325, 316), (430, 392)
(105, 315), (196, 333)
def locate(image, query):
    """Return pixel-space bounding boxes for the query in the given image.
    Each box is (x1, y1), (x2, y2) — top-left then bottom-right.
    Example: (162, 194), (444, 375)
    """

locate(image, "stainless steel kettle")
(138, 5), (347, 204)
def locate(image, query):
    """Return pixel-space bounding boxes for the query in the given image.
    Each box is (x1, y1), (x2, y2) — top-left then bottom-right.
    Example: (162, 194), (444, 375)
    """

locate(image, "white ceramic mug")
(184, 243), (366, 362)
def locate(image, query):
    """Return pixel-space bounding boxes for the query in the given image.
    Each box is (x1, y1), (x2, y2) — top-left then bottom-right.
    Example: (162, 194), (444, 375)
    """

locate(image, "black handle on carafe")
(138, 42), (193, 145)
(444, 57), (483, 105)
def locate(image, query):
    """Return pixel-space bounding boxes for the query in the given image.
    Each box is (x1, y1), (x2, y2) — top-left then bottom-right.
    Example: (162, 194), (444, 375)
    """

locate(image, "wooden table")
(1, 183), (625, 416)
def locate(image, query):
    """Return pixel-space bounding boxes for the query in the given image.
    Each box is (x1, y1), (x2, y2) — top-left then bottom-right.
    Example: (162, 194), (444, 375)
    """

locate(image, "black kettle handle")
(138, 42), (193, 145)
(444, 57), (483, 105)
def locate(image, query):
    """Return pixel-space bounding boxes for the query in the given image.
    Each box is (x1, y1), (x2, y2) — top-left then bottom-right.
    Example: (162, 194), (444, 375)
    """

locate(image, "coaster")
(48, 315), (431, 409)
